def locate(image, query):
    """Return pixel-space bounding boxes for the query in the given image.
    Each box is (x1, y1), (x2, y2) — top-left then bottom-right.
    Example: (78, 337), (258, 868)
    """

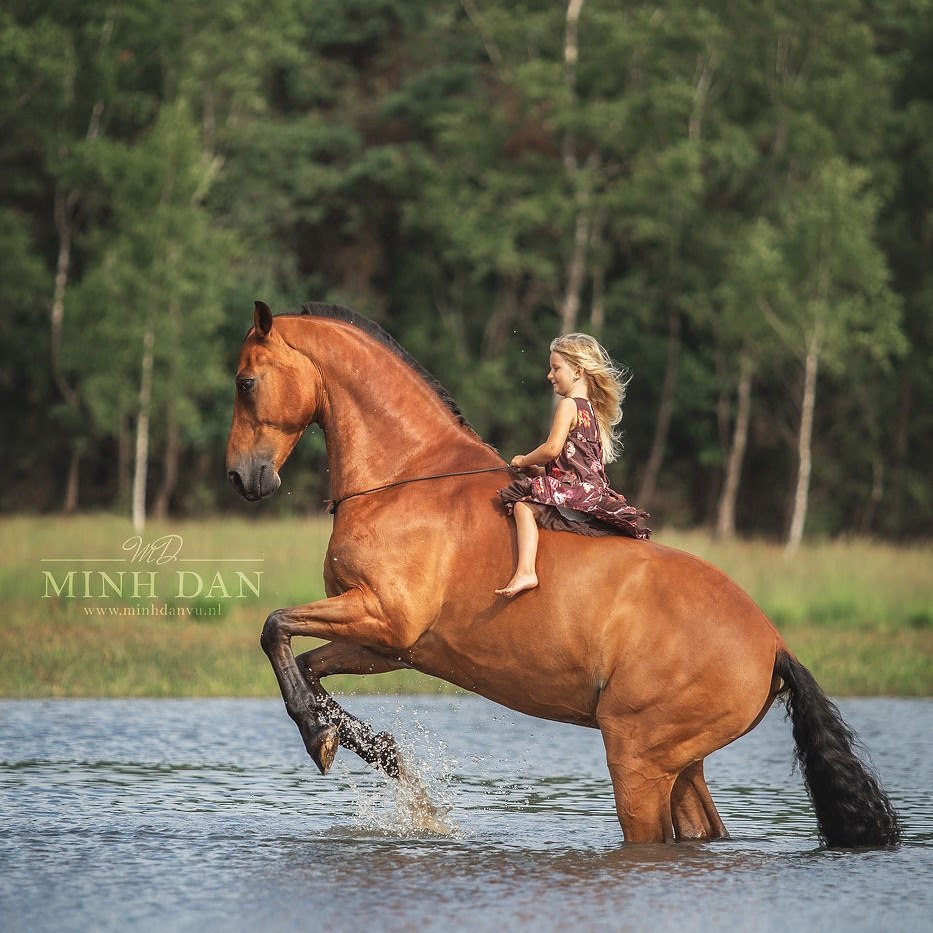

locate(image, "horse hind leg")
(294, 641), (410, 778)
(600, 725), (677, 843)
(671, 760), (729, 841)
(598, 701), (725, 843)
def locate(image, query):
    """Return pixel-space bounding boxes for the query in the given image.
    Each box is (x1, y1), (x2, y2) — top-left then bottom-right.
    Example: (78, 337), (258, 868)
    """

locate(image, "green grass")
(0, 514), (455, 698)
(661, 531), (933, 634)
(1, 515), (930, 697)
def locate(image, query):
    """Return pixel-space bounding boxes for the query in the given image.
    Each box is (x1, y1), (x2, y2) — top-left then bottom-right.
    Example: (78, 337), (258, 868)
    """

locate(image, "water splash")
(343, 703), (459, 836)
(394, 756), (456, 835)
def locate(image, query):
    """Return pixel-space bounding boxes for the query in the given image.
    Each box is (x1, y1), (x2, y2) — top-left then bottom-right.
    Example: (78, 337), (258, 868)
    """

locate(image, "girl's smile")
(547, 352), (582, 397)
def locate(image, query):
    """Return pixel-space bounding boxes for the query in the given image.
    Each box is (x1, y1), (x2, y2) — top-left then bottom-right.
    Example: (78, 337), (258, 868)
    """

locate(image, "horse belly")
(410, 621), (606, 727)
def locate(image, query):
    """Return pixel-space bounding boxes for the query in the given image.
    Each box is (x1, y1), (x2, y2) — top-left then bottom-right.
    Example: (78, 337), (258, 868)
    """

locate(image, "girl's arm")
(511, 397), (578, 470)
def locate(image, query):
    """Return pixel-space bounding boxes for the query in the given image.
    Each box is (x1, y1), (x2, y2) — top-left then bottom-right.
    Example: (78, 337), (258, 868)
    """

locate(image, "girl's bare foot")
(495, 573), (539, 598)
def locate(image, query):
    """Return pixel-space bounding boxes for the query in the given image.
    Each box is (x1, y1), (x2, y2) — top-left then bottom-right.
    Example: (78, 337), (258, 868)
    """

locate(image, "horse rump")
(775, 650), (901, 847)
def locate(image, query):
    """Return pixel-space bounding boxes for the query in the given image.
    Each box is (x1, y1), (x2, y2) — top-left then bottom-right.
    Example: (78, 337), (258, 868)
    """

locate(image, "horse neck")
(287, 318), (500, 497)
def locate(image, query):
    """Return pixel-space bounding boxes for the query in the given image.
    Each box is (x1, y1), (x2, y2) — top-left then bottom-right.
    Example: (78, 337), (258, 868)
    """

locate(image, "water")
(1, 696), (930, 932)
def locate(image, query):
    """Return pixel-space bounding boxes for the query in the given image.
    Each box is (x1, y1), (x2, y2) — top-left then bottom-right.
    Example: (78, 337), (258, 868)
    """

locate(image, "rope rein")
(325, 465), (514, 513)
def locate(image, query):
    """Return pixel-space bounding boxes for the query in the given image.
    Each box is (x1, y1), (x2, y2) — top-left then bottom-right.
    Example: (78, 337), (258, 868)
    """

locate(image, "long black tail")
(775, 650), (900, 847)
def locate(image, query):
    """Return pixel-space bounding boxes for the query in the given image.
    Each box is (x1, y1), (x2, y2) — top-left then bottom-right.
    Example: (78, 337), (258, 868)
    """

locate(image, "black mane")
(297, 302), (473, 431)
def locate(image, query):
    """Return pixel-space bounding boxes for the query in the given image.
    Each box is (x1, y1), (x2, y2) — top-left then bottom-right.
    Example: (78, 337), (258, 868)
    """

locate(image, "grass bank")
(1, 515), (930, 697)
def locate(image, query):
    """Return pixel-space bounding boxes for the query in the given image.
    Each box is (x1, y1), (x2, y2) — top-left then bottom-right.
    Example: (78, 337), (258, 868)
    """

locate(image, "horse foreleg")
(294, 642), (409, 778)
(260, 591), (402, 778)
(671, 760), (729, 841)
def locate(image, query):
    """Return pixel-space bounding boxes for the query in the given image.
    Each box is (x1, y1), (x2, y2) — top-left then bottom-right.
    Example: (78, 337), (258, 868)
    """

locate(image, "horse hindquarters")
(776, 651), (900, 847)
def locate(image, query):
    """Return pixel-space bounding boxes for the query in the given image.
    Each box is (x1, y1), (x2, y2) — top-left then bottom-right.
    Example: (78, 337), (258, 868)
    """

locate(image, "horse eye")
(237, 377), (255, 394)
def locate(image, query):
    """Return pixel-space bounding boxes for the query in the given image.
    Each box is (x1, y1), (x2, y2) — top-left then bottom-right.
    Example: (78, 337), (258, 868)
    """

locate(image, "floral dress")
(498, 398), (651, 539)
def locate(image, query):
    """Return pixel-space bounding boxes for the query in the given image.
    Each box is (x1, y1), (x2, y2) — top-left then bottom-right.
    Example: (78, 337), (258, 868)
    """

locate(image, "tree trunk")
(460, 0), (503, 68)
(51, 190), (80, 407)
(481, 276), (519, 358)
(153, 410), (180, 520)
(132, 327), (155, 532)
(688, 48), (719, 143)
(51, 30), (110, 512)
(588, 208), (607, 332)
(117, 414), (132, 509)
(637, 310), (681, 508)
(858, 455), (884, 535)
(560, 210), (589, 335)
(590, 261), (605, 332)
(52, 189), (83, 514)
(786, 329), (821, 553)
(63, 446), (81, 515)
(715, 350), (753, 539)
(557, 0), (589, 336)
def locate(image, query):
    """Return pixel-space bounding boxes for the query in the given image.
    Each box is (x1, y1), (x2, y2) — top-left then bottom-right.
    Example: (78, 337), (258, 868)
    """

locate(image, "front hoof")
(307, 724), (339, 775)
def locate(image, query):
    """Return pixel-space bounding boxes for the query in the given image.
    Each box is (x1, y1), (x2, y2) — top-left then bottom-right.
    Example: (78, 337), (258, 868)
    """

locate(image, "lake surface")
(1, 695), (930, 932)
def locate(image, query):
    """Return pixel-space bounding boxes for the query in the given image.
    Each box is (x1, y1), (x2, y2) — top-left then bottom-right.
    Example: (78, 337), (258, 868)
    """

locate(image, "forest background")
(2, 0), (931, 545)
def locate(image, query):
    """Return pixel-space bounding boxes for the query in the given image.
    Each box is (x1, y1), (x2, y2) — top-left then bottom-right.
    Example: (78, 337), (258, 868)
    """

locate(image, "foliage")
(1, 0), (930, 540)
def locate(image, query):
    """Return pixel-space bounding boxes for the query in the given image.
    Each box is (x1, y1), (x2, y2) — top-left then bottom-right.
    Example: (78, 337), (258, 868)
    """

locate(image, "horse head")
(226, 300), (322, 501)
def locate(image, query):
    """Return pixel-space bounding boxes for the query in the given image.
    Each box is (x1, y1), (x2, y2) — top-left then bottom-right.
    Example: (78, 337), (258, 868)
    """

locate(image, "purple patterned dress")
(498, 398), (651, 539)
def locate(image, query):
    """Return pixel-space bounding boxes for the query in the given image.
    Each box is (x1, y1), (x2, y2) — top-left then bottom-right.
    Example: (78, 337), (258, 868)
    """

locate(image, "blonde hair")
(550, 333), (631, 464)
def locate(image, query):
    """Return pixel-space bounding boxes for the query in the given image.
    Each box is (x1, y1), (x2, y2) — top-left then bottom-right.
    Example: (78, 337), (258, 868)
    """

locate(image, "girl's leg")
(495, 501), (540, 597)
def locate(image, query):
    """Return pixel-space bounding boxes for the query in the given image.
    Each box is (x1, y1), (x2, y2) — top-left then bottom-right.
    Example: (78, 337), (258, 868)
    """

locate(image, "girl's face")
(547, 352), (581, 397)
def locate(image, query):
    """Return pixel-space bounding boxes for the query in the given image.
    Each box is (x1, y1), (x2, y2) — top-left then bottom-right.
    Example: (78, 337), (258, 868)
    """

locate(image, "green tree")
(872, 0), (933, 537)
(0, 0), (929, 540)
(738, 160), (903, 549)
(1, 0), (300, 516)
(66, 102), (235, 529)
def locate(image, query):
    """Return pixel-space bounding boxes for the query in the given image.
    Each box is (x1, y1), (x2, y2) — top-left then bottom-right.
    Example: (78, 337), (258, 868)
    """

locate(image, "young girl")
(495, 333), (651, 598)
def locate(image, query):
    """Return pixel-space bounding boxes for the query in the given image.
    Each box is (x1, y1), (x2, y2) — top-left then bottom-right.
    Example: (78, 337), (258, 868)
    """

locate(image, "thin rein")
(325, 466), (515, 513)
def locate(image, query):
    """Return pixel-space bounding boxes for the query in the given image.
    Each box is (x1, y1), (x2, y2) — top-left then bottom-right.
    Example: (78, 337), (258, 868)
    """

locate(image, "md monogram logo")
(40, 534), (263, 603)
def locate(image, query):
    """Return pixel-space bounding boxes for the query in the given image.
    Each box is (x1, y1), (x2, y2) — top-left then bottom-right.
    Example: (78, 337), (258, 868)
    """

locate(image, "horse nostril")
(228, 470), (244, 492)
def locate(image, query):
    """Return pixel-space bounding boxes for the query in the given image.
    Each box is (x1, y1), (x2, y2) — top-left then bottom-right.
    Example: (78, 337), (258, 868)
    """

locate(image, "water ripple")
(0, 696), (930, 933)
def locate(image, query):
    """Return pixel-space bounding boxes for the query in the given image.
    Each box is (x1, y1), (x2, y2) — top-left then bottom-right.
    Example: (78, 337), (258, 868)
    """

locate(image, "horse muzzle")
(227, 457), (281, 501)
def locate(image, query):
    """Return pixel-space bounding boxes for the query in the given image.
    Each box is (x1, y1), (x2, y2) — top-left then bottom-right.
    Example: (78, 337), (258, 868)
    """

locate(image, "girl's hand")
(511, 455), (544, 476)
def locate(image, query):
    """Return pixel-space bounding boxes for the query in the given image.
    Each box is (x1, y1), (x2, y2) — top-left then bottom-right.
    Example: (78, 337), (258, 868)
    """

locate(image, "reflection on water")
(0, 696), (931, 932)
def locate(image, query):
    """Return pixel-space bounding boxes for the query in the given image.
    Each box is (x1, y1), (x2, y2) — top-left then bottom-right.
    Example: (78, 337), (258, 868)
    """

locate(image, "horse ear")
(253, 300), (273, 338)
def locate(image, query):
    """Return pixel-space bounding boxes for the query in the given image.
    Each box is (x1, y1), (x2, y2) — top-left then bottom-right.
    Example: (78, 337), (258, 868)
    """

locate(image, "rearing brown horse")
(226, 300), (899, 847)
